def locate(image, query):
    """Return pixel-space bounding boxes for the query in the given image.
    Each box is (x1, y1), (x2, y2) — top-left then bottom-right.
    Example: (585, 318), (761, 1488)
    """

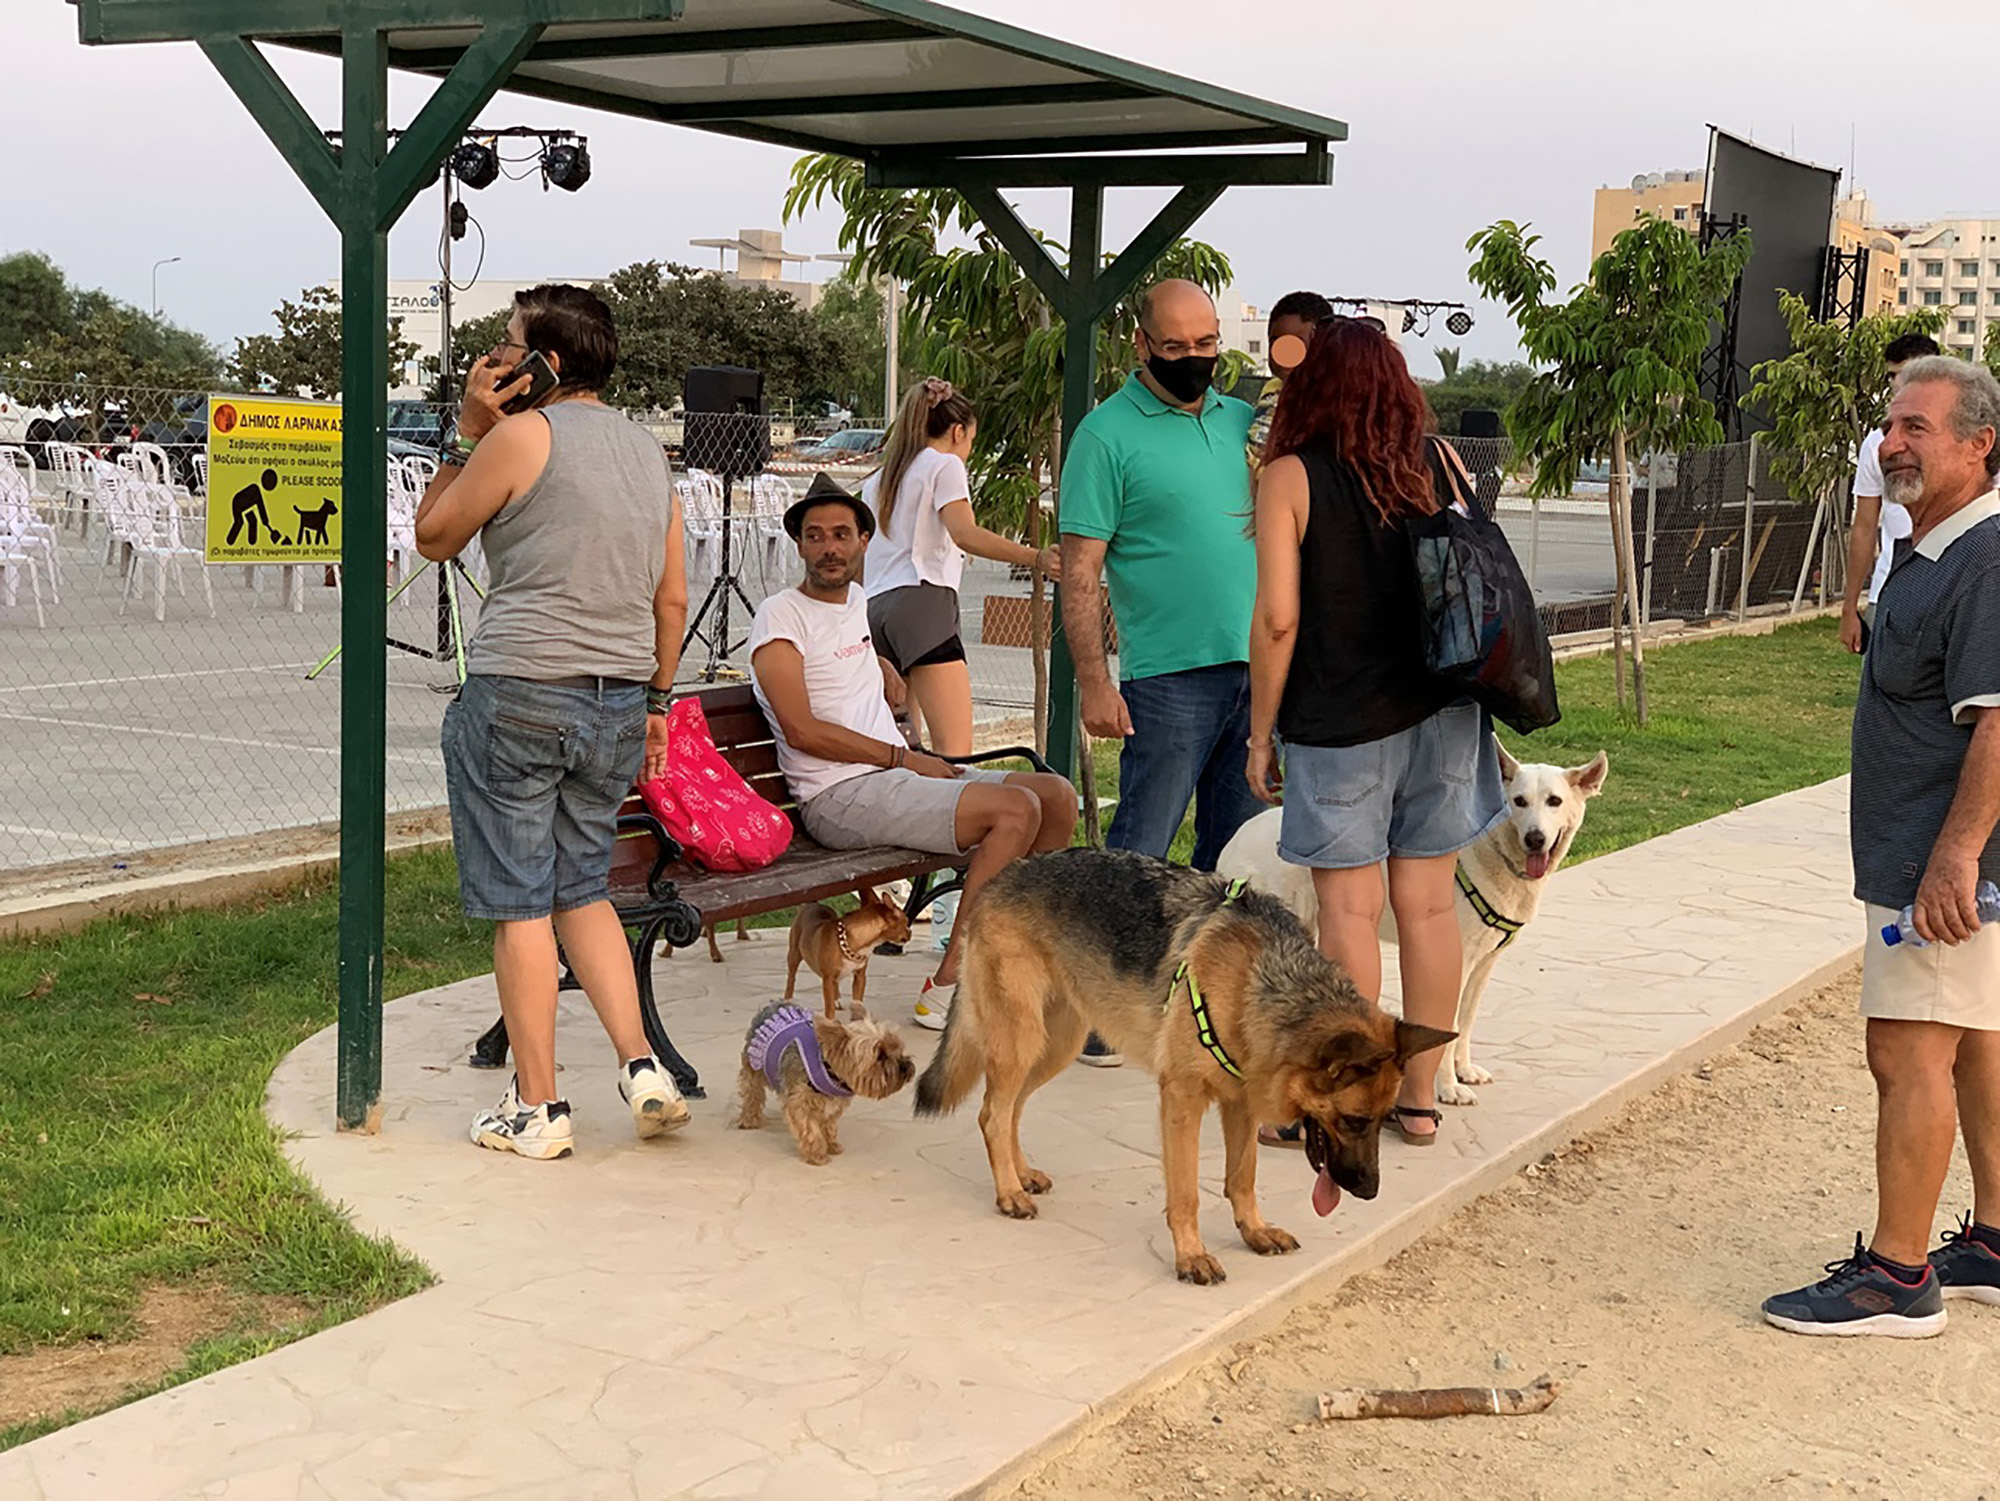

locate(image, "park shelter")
(75, 0), (1345, 1129)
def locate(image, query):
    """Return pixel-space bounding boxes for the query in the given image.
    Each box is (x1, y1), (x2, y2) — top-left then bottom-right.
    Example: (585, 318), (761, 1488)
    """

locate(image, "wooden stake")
(1316, 1374), (1560, 1422)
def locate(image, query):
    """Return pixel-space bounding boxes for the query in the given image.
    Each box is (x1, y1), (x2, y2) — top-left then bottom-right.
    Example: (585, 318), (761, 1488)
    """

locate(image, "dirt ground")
(0, 1284), (312, 1434)
(1008, 971), (1998, 1501)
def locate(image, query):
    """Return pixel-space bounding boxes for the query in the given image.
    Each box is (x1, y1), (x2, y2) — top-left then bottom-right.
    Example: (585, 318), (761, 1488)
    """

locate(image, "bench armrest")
(941, 746), (1055, 776)
(616, 805), (686, 903)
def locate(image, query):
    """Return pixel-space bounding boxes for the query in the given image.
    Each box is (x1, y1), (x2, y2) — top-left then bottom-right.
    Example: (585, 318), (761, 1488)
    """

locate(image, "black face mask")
(1145, 350), (1218, 404)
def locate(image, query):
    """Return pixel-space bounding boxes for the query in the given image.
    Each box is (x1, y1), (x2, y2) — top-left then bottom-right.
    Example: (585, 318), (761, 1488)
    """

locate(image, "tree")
(1746, 296), (1947, 574)
(0, 252), (78, 362)
(594, 261), (845, 412)
(784, 152), (1241, 770)
(1424, 358), (1535, 435)
(0, 251), (220, 394)
(231, 285), (419, 399)
(1984, 321), (2000, 383)
(807, 274), (890, 416)
(1434, 345), (1462, 381)
(1468, 217), (1753, 725)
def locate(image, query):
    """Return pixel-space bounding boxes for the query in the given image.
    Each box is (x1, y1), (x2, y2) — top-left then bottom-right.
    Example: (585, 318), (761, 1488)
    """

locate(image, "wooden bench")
(467, 681), (1052, 1098)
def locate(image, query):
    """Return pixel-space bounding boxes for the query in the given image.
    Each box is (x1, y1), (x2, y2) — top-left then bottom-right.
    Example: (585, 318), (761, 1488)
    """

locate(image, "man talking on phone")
(415, 283), (693, 1161)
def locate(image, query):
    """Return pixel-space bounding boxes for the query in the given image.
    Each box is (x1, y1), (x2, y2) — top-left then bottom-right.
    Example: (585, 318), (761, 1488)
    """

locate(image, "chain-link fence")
(0, 381), (1832, 877)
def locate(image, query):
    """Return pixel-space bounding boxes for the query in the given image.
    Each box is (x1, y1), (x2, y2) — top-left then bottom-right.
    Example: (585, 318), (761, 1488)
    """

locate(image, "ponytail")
(873, 376), (977, 533)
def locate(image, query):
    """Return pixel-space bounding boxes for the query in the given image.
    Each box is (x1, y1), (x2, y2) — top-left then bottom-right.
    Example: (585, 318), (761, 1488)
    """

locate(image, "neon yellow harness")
(1168, 878), (1250, 1079)
(1456, 864), (1524, 949)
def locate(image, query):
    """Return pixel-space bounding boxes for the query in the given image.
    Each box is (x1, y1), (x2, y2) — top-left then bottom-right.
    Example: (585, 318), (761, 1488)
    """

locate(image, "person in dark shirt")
(1244, 316), (1502, 1148)
(1765, 357), (2000, 1337)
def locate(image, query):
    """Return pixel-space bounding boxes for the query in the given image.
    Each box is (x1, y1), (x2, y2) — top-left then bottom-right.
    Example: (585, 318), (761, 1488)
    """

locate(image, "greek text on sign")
(203, 395), (344, 564)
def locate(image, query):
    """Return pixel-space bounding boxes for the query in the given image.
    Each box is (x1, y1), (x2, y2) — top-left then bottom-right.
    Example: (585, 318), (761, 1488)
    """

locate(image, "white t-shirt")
(748, 585), (901, 802)
(1854, 428), (1912, 605)
(861, 447), (973, 595)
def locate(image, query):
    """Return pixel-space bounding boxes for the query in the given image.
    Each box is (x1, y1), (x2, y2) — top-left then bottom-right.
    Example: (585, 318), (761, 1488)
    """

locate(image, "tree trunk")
(1610, 429), (1649, 725)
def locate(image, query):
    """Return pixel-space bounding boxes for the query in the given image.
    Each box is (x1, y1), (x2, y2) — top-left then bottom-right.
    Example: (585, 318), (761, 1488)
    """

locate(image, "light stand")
(678, 367), (771, 681)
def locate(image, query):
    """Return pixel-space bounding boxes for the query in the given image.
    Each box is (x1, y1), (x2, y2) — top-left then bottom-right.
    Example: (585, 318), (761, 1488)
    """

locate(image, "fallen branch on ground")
(1316, 1374), (1560, 1421)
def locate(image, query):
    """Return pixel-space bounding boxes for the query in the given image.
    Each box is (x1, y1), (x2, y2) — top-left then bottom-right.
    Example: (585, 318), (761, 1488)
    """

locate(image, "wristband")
(645, 687), (673, 715)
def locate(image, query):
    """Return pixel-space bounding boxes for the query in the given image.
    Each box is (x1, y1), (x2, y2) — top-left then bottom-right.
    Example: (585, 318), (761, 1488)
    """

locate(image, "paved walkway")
(4, 779), (1860, 1500)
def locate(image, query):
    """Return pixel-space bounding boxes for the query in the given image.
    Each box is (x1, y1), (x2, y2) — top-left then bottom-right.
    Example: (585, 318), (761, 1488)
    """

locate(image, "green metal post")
(1044, 186), (1103, 781)
(336, 24), (391, 1132)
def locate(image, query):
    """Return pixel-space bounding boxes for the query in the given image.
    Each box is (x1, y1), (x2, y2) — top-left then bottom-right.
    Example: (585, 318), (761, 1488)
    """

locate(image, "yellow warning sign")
(204, 395), (344, 563)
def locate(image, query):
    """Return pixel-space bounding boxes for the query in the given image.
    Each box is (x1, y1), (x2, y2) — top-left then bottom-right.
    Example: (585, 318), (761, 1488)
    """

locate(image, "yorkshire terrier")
(783, 886), (912, 1018)
(733, 999), (916, 1165)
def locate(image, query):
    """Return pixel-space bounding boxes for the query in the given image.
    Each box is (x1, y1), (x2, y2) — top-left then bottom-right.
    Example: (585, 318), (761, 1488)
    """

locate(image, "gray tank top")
(465, 402), (673, 683)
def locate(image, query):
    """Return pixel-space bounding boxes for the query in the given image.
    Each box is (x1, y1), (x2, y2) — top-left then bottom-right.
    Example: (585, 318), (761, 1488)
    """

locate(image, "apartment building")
(1892, 218), (2000, 355)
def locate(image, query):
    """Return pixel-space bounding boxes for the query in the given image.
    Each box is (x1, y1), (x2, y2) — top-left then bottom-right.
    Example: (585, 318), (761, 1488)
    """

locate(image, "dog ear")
(1318, 1030), (1394, 1086)
(1393, 1019), (1458, 1065)
(1494, 736), (1522, 784)
(1566, 751), (1609, 798)
(849, 1000), (869, 1021)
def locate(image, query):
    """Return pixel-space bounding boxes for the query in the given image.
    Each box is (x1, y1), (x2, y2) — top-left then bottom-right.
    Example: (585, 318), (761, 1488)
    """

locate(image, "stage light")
(1446, 309), (1474, 337)
(1401, 308), (1418, 334)
(543, 139), (591, 192)
(449, 141), (498, 190)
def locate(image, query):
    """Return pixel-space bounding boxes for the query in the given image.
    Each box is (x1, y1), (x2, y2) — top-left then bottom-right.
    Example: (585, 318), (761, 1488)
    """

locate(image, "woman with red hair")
(1244, 317), (1503, 1146)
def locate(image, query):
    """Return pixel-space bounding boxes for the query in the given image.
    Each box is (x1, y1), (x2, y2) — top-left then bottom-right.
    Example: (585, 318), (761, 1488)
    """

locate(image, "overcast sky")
(9, 0), (1998, 371)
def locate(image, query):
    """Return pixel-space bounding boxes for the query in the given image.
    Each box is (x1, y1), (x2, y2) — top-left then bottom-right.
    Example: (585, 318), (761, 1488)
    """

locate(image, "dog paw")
(1436, 1079), (1480, 1108)
(1240, 1225), (1299, 1257)
(1175, 1252), (1228, 1286)
(996, 1190), (1040, 1220)
(1457, 1061), (1494, 1086)
(1020, 1166), (1053, 1195)
(827, 1140), (844, 1155)
(800, 1150), (831, 1166)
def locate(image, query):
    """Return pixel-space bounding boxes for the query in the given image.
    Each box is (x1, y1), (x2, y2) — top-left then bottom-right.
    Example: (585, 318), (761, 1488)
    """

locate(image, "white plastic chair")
(680, 468), (728, 579)
(0, 534), (46, 626)
(0, 459), (62, 603)
(120, 481), (214, 621)
(749, 472), (793, 583)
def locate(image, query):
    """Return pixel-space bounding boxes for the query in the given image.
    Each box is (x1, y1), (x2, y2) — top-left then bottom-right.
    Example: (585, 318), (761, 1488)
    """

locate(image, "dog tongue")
(1311, 1168), (1341, 1217)
(1525, 850), (1552, 881)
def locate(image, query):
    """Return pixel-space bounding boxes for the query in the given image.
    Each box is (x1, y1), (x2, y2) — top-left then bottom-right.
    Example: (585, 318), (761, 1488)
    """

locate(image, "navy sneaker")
(1077, 1032), (1123, 1069)
(1762, 1234), (1946, 1338)
(1930, 1214), (2000, 1305)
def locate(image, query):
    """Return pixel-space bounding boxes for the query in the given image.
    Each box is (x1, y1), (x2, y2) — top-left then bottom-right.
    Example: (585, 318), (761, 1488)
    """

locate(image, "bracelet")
(645, 687), (673, 714)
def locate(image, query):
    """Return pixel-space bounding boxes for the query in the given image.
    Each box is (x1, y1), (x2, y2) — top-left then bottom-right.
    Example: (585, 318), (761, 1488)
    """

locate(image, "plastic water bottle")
(1881, 880), (2000, 947)
(930, 889), (959, 953)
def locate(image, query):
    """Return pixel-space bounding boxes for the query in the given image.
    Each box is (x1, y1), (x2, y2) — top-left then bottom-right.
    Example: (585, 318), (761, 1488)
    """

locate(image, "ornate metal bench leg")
(469, 1015), (511, 1069)
(635, 907), (706, 1099)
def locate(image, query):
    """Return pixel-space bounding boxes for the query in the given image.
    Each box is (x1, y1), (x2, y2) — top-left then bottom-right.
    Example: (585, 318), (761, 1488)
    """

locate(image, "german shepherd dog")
(915, 848), (1454, 1285)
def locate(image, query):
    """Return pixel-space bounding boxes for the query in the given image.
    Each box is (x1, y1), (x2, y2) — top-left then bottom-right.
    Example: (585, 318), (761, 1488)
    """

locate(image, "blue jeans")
(440, 674), (647, 921)
(1105, 662), (1264, 871)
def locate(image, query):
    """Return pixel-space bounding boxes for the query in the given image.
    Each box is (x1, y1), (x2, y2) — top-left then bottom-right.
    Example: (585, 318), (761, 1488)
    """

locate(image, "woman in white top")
(861, 378), (1057, 755)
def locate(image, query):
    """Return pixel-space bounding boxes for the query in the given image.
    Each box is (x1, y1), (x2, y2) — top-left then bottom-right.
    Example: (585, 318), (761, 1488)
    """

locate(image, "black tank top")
(1275, 438), (1455, 748)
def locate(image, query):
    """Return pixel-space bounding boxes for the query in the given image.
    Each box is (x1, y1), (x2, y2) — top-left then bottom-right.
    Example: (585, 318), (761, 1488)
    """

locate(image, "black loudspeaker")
(1459, 408), (1502, 439)
(683, 364), (769, 475)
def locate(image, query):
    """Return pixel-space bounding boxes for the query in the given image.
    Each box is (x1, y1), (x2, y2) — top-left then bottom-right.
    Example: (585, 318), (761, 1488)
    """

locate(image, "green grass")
(0, 617), (1858, 1443)
(0, 848), (496, 1445)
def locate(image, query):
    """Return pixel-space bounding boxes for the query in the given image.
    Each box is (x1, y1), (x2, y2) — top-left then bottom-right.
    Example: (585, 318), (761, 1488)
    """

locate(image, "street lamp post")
(151, 255), (182, 316)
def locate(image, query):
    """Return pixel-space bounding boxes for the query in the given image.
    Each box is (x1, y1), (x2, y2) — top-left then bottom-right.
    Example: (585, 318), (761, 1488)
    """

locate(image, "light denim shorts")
(1278, 700), (1505, 870)
(440, 674), (647, 921)
(800, 766), (1012, 855)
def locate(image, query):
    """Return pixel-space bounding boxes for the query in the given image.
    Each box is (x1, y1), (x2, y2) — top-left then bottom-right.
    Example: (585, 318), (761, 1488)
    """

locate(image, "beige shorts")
(799, 766), (1013, 856)
(1860, 904), (2000, 1030)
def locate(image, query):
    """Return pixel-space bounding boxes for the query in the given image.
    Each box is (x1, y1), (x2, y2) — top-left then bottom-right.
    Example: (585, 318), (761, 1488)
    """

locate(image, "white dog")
(1216, 741), (1608, 1106)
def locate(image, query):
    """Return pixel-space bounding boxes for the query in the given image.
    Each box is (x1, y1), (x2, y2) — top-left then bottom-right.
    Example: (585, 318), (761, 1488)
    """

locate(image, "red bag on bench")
(638, 697), (792, 872)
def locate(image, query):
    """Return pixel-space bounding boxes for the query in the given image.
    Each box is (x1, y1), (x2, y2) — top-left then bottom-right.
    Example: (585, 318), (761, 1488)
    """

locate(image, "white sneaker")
(470, 1079), (575, 1160)
(913, 977), (952, 1032)
(619, 1055), (690, 1138)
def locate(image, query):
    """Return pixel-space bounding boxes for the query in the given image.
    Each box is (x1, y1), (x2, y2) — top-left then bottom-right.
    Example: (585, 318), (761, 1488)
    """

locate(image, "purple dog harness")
(746, 1005), (852, 1097)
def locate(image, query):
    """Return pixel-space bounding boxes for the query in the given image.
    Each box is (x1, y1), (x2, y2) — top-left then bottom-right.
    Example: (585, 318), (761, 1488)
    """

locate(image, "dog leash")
(1168, 878), (1250, 1079)
(1455, 865), (1524, 950)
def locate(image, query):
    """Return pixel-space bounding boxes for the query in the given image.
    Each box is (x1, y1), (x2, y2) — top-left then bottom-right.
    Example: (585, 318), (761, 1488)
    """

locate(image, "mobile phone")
(499, 349), (560, 414)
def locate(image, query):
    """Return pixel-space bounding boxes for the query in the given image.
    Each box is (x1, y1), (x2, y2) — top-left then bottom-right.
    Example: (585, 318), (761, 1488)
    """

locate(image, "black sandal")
(1388, 1105), (1443, 1146)
(1258, 1122), (1306, 1148)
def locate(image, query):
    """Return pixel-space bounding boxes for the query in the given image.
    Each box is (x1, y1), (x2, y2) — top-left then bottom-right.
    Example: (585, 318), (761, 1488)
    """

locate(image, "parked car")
(388, 399), (447, 448)
(0, 391), (61, 447)
(796, 427), (886, 465)
(137, 392), (210, 486)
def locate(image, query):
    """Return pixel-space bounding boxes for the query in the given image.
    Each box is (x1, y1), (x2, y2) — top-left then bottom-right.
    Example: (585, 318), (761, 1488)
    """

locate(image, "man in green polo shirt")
(1058, 281), (1261, 1067)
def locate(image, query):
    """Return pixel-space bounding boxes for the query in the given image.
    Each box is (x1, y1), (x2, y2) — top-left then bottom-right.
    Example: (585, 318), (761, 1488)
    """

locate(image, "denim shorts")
(1278, 700), (1505, 869)
(440, 674), (647, 921)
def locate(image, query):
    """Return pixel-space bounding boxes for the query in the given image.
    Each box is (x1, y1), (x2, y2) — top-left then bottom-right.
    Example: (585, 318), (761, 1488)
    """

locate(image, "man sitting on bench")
(749, 475), (1077, 1033)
